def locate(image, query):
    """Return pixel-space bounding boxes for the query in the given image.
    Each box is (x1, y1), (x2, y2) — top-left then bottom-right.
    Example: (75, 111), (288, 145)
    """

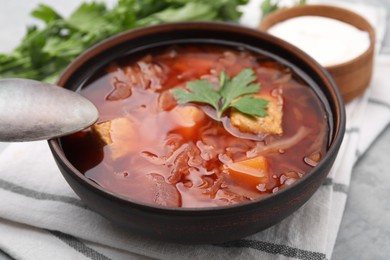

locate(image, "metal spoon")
(0, 78), (99, 142)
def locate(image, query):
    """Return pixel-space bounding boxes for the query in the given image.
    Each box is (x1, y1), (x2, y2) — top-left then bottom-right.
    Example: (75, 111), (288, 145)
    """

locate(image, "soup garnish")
(61, 43), (329, 208)
(173, 69), (269, 119)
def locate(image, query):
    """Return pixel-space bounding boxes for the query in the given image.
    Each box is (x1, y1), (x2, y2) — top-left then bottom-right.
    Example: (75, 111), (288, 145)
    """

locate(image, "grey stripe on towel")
(218, 239), (327, 260)
(345, 127), (360, 134)
(322, 178), (349, 194)
(368, 97), (390, 110)
(50, 230), (111, 260)
(0, 248), (15, 260)
(0, 178), (87, 209)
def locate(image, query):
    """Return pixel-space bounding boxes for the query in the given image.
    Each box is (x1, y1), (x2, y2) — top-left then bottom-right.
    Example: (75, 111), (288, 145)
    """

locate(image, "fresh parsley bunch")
(0, 0), (248, 83)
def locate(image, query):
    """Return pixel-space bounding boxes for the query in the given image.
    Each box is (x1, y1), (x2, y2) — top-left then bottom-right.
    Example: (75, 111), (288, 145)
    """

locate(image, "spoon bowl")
(0, 78), (99, 142)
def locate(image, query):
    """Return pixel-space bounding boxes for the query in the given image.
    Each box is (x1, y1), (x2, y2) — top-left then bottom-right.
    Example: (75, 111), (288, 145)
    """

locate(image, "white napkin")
(1, 2), (389, 260)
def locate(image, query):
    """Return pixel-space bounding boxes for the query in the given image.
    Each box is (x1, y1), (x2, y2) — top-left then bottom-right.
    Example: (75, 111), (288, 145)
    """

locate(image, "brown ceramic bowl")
(48, 22), (345, 244)
(259, 4), (376, 103)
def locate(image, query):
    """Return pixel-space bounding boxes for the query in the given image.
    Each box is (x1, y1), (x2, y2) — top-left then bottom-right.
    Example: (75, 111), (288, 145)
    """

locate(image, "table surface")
(0, 0), (389, 259)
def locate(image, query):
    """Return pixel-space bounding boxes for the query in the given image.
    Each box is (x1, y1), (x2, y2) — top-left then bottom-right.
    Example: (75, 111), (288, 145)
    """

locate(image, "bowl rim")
(258, 4), (376, 71)
(49, 21), (346, 214)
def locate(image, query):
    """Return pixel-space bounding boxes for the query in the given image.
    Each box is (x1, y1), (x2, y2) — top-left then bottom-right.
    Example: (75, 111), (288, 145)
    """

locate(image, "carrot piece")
(227, 156), (269, 187)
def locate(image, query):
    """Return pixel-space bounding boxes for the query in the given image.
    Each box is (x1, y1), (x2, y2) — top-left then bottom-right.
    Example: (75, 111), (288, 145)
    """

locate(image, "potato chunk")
(92, 120), (112, 145)
(171, 105), (205, 127)
(230, 94), (283, 135)
(170, 105), (206, 140)
(92, 117), (137, 160)
(227, 156), (269, 187)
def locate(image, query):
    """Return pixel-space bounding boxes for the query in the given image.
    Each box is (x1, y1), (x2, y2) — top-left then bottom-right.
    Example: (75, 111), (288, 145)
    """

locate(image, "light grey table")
(0, 1), (389, 259)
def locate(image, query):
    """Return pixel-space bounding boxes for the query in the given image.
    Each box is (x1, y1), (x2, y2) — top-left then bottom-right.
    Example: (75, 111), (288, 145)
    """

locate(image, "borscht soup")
(61, 43), (329, 208)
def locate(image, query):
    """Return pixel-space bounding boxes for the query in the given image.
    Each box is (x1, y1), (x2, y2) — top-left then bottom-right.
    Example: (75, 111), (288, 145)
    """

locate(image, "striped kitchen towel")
(0, 54), (388, 260)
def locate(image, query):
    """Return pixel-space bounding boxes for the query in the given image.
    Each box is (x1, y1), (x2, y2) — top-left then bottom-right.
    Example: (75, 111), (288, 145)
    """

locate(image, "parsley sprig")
(172, 68), (269, 119)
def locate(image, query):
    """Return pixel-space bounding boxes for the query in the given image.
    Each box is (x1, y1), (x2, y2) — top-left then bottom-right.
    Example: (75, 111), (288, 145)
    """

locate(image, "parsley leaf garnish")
(173, 79), (221, 110)
(230, 95), (269, 117)
(172, 68), (269, 119)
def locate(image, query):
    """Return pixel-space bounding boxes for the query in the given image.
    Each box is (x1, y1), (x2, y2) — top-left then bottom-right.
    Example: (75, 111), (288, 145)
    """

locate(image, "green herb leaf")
(230, 95), (269, 117)
(67, 2), (111, 33)
(172, 80), (221, 110)
(219, 68), (260, 113)
(136, 3), (217, 27)
(31, 4), (62, 24)
(260, 0), (280, 18)
(172, 68), (269, 119)
(261, 0), (307, 18)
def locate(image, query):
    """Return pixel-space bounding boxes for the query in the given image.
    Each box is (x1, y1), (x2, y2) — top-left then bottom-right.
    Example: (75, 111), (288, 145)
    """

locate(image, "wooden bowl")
(48, 22), (345, 243)
(259, 4), (376, 103)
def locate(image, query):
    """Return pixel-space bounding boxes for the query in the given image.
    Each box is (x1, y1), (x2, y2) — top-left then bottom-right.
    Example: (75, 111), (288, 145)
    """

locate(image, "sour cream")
(268, 16), (370, 67)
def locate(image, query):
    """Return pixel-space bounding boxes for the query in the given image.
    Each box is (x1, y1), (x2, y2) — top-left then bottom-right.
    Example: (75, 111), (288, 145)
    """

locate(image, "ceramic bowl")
(48, 22), (345, 244)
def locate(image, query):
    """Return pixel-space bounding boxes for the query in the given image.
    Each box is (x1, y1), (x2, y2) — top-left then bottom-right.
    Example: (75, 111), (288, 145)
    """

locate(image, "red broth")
(61, 44), (329, 208)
